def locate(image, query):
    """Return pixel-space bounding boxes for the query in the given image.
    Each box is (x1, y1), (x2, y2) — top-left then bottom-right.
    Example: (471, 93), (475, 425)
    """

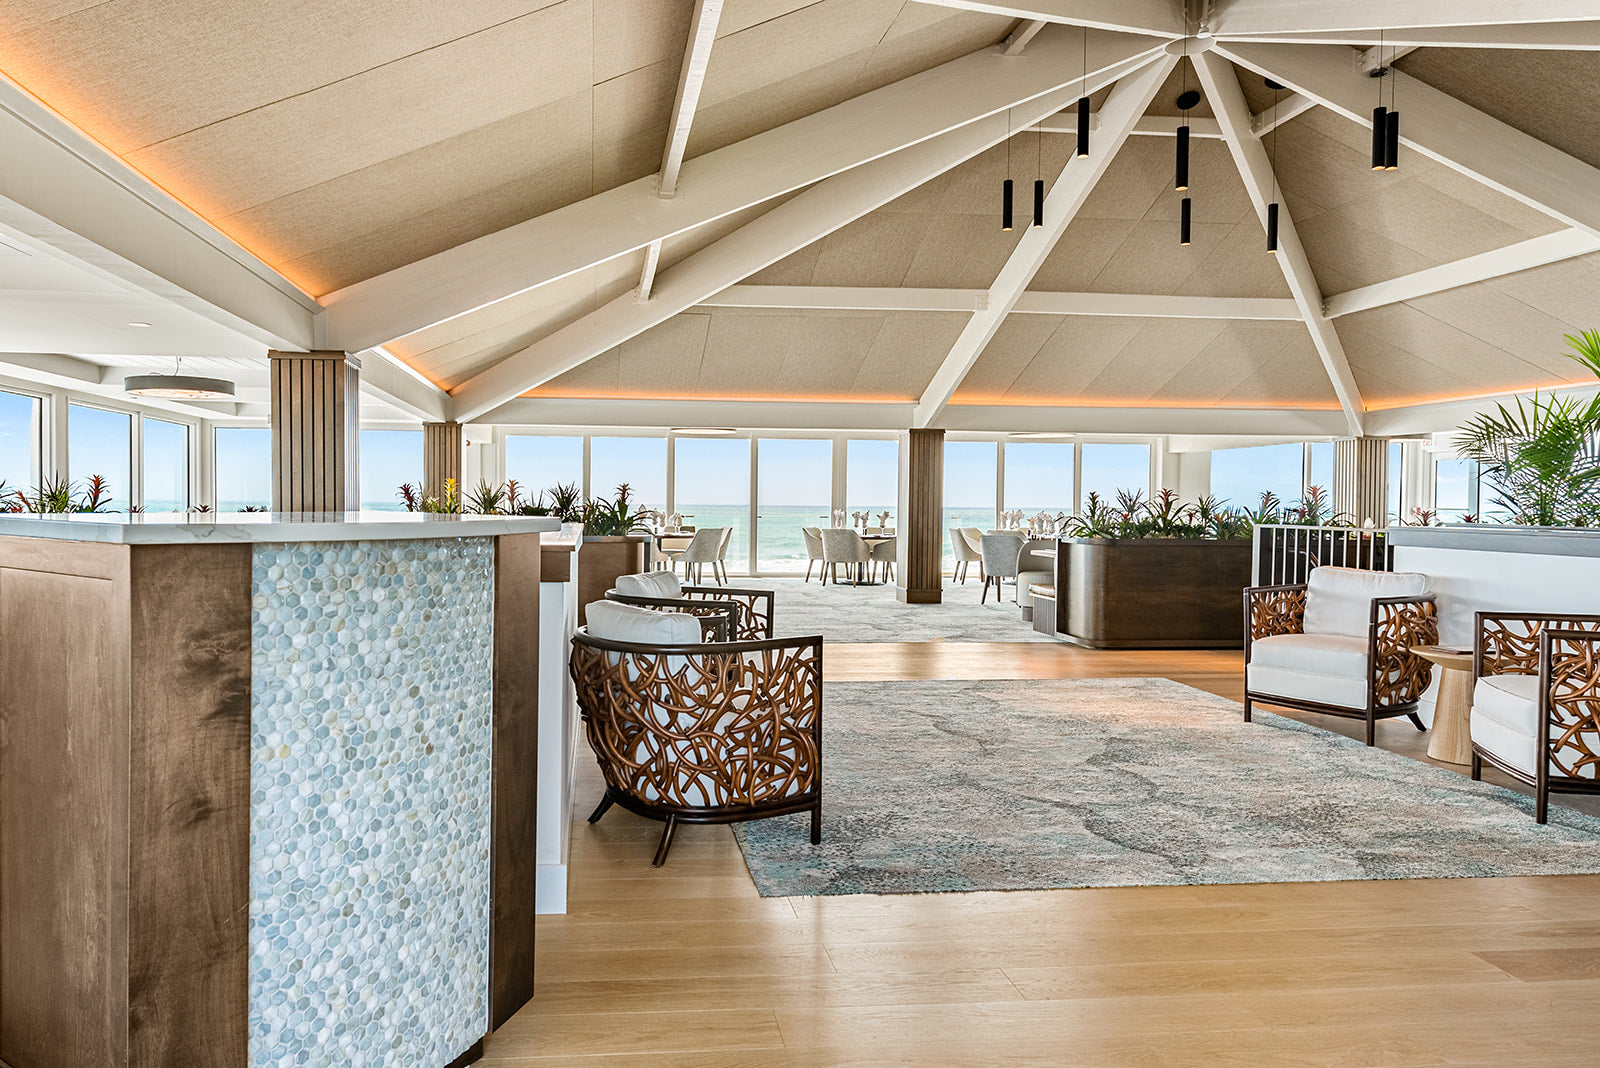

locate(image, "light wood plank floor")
(484, 643), (1600, 1066)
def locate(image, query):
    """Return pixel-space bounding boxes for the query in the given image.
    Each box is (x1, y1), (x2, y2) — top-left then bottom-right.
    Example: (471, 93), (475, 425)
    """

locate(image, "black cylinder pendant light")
(1176, 124), (1190, 191)
(1370, 106), (1388, 170)
(1385, 104), (1400, 170)
(1032, 179), (1044, 228)
(1266, 202), (1279, 254)
(1002, 178), (1014, 231)
(1266, 78), (1281, 255)
(1076, 28), (1090, 158)
(1180, 197), (1192, 246)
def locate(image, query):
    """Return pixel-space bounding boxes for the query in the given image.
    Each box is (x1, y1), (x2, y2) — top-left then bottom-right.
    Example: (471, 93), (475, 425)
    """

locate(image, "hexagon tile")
(248, 538), (494, 1067)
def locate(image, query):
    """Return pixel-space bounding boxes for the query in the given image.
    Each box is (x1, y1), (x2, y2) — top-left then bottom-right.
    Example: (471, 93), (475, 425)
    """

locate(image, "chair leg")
(652, 816), (679, 867)
(981, 577), (991, 604)
(805, 560), (814, 582)
(587, 795), (614, 824)
(1365, 711), (1376, 747)
(1242, 697), (1252, 723)
(810, 803), (822, 845)
(1408, 712), (1425, 731)
(1470, 751), (1482, 780)
(1536, 785), (1549, 825)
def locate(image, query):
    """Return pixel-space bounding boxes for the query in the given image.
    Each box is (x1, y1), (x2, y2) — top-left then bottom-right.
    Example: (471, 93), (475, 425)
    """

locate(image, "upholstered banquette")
(1244, 566), (1439, 746)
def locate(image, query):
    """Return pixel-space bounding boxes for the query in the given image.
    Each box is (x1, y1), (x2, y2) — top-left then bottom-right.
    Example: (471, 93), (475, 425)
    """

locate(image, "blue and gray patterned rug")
(766, 577), (1053, 643)
(734, 677), (1600, 896)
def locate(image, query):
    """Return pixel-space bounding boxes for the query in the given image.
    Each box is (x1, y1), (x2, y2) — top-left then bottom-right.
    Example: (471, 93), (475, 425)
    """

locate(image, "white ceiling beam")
(1224, 23), (1600, 49)
(1003, 19), (1049, 55)
(703, 285), (1302, 319)
(447, 60), (1157, 423)
(0, 74), (318, 352)
(914, 56), (1180, 429)
(635, 240), (663, 303)
(322, 28), (1166, 353)
(912, 1), (1183, 37)
(1192, 49), (1365, 435)
(658, 0), (724, 198)
(356, 346), (451, 422)
(1212, 0), (1600, 36)
(1357, 43), (1419, 73)
(1251, 92), (1316, 136)
(1039, 113), (1225, 138)
(1324, 230), (1600, 319)
(1217, 41), (1600, 243)
(480, 395), (1353, 437)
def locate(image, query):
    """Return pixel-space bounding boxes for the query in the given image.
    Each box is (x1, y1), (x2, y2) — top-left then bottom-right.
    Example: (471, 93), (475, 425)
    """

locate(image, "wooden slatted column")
(1333, 436), (1388, 528)
(268, 350), (361, 512)
(424, 421), (464, 502)
(897, 428), (944, 604)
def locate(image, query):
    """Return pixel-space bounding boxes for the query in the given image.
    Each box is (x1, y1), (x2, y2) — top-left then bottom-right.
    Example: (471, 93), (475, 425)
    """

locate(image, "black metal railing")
(1251, 524), (1393, 586)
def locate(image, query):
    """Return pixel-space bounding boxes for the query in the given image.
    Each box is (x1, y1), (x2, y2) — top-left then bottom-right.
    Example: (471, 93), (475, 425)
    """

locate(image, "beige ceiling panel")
(851, 312), (971, 399)
(1336, 304), (1515, 403)
(717, 0), (819, 39)
(1295, 210), (1440, 294)
(231, 91), (596, 293)
(1490, 253), (1600, 327)
(769, 315), (890, 397)
(806, 211), (931, 287)
(1078, 137), (1171, 221)
(548, 312), (715, 397)
(1404, 284), (1598, 383)
(1028, 217), (1136, 292)
(1074, 316), (1231, 401)
(1327, 179), (1552, 269)
(694, 308), (882, 395)
(1145, 59), (1215, 119)
(1148, 321), (1328, 406)
(877, 170), (956, 216)
(1148, 139), (1255, 223)
(1, 0), (561, 152)
(1169, 222), (1294, 299)
(952, 316), (1065, 403)
(742, 241), (825, 286)
(1, 1), (106, 34)
(1269, 112), (1393, 217)
(591, 59), (680, 196)
(660, 192), (803, 274)
(591, 0), (693, 82)
(902, 214), (1025, 289)
(688, 48), (877, 159)
(848, 8), (1015, 90)
(1401, 48), (1600, 172)
(1085, 220), (1235, 296)
(124, 1), (593, 214)
(1002, 315), (1152, 401)
(696, 0), (901, 111)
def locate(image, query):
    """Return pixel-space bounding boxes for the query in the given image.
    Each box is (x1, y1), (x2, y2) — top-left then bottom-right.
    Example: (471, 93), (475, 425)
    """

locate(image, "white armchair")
(1470, 612), (1600, 823)
(1243, 566), (1439, 746)
(820, 528), (870, 586)
(949, 526), (982, 583)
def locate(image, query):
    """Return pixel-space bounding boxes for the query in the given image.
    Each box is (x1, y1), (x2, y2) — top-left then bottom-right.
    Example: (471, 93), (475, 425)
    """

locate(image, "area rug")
(733, 678), (1600, 896)
(766, 577), (1054, 643)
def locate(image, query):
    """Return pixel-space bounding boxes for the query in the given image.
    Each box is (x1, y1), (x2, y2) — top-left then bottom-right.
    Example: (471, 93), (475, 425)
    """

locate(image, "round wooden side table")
(1411, 645), (1475, 765)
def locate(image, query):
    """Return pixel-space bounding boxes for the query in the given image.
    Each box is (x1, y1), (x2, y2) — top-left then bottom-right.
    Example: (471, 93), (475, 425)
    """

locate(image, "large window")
(1080, 443), (1150, 511)
(0, 389), (40, 495)
(1434, 456), (1473, 521)
(142, 418), (189, 512)
(359, 429), (422, 511)
(757, 439), (831, 572)
(216, 427), (271, 510)
(591, 436), (666, 511)
(1308, 442), (1334, 501)
(1386, 440), (1404, 524)
(1004, 441), (1073, 516)
(846, 439), (898, 532)
(68, 403), (131, 511)
(674, 437), (750, 572)
(505, 435), (583, 499)
(944, 441), (997, 567)
(1211, 443), (1302, 511)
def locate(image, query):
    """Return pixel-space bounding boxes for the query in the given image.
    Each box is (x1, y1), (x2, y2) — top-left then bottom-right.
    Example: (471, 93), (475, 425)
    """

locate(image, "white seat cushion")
(1473, 674), (1540, 735)
(584, 600), (701, 645)
(1248, 632), (1371, 710)
(1303, 567), (1429, 638)
(1470, 673), (1598, 781)
(1016, 569), (1053, 606)
(614, 570), (683, 598)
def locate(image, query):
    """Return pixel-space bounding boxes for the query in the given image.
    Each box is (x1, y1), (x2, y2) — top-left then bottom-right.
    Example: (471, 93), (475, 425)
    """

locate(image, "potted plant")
(572, 484), (650, 623)
(1053, 488), (1265, 649)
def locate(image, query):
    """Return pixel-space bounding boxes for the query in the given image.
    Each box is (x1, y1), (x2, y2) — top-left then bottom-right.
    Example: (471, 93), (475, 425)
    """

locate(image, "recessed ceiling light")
(123, 373), (235, 400)
(128, 321), (152, 328)
(670, 427), (738, 436)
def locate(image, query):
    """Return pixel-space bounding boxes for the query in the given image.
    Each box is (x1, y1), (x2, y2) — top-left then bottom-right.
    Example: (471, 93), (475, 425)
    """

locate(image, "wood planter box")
(576, 534), (647, 625)
(1058, 537), (1254, 649)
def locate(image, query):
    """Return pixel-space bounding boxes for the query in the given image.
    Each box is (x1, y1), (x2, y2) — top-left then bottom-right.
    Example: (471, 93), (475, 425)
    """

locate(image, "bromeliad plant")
(1454, 330), (1600, 527)
(1062, 485), (1350, 540)
(577, 483), (649, 536)
(0, 474), (116, 513)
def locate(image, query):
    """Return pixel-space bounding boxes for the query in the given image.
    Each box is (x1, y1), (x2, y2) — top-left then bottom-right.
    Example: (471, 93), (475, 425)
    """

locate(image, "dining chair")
(801, 527), (826, 582)
(978, 533), (1025, 604)
(868, 537), (896, 583)
(950, 526), (982, 583)
(659, 528), (723, 584)
(820, 528), (870, 586)
(713, 526), (733, 585)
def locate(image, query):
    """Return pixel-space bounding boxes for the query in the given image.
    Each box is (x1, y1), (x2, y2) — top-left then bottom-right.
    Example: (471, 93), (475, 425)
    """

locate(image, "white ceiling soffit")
(0, 74), (317, 353)
(1365, 380), (1600, 438)
(321, 26), (1167, 354)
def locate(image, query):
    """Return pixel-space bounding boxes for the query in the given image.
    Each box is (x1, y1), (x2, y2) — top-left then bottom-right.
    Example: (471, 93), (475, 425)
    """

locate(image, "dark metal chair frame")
(1242, 582), (1439, 746)
(570, 628), (823, 865)
(604, 585), (775, 641)
(1471, 612), (1600, 823)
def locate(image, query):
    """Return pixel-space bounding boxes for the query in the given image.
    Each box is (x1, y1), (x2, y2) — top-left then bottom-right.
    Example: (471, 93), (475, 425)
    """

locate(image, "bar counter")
(0, 512), (558, 1068)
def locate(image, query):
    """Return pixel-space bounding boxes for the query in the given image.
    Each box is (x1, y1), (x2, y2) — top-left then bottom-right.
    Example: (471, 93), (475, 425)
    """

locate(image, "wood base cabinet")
(1058, 538), (1254, 649)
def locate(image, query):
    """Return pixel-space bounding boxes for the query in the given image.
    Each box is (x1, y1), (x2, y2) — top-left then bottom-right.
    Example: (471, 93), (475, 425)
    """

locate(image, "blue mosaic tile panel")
(249, 538), (494, 1068)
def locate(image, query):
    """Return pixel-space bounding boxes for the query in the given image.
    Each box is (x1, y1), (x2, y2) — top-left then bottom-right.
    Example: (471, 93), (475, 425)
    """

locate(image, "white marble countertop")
(0, 511), (562, 544)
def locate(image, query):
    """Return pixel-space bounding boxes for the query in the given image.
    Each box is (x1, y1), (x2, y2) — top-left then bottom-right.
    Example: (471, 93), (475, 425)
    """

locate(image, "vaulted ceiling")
(1, 1), (1599, 435)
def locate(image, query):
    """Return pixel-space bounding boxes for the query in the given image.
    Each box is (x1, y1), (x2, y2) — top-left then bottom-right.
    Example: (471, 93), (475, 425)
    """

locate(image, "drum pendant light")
(1076, 28), (1090, 158)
